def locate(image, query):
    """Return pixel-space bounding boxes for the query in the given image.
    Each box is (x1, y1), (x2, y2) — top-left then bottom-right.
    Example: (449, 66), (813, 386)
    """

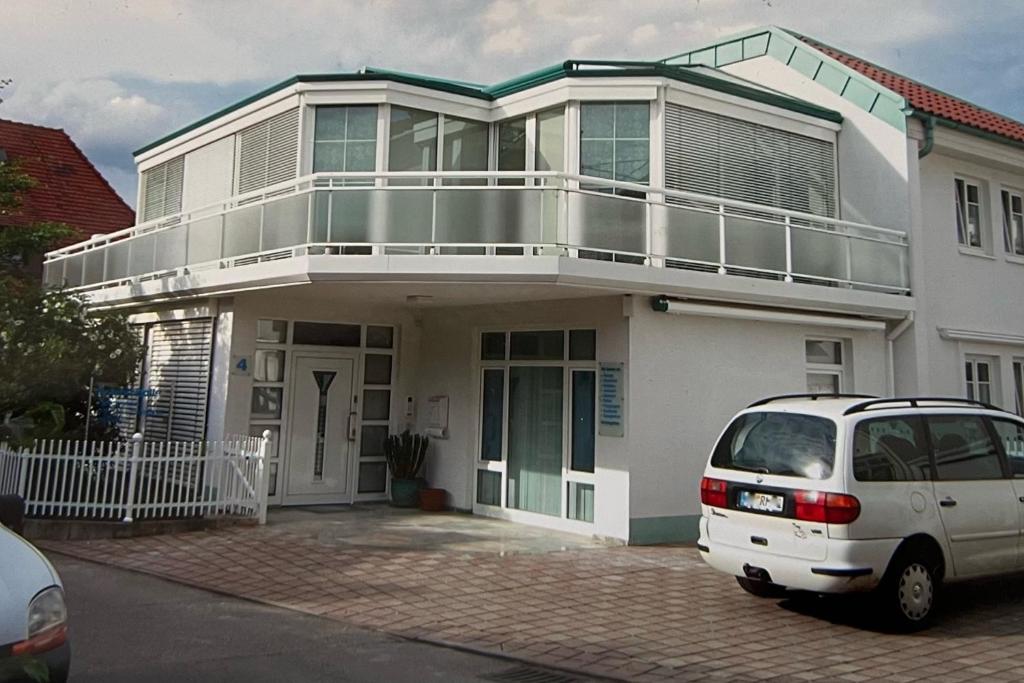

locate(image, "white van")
(697, 394), (1024, 630)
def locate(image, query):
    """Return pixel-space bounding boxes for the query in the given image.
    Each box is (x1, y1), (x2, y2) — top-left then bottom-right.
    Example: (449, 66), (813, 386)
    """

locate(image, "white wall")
(912, 148), (1024, 408)
(627, 303), (888, 526)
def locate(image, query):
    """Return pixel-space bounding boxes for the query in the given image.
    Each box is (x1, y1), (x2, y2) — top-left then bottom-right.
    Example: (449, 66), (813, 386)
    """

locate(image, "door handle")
(347, 412), (357, 441)
(939, 497), (957, 507)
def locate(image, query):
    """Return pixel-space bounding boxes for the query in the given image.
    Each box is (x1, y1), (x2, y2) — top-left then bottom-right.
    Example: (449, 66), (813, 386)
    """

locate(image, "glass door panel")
(506, 366), (563, 516)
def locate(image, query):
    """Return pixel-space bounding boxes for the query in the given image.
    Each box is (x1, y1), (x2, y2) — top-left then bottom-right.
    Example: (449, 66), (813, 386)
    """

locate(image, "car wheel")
(878, 552), (939, 631)
(736, 576), (786, 598)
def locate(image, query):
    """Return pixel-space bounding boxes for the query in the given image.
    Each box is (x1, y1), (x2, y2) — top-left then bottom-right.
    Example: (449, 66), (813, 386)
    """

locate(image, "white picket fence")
(0, 432), (270, 524)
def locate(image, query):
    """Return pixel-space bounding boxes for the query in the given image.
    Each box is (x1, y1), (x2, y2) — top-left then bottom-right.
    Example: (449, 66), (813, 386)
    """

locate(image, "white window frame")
(472, 327), (598, 525)
(965, 355), (996, 405)
(954, 176), (985, 250)
(1001, 188), (1024, 256)
(1013, 360), (1024, 417)
(805, 338), (847, 394)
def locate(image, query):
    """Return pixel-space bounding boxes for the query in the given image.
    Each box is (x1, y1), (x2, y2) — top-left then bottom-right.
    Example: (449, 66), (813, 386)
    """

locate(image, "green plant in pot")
(384, 430), (429, 507)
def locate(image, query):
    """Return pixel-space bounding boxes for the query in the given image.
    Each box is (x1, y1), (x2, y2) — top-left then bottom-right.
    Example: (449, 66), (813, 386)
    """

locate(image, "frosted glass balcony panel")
(365, 190), (433, 243)
(187, 216), (223, 265)
(155, 224), (187, 271)
(128, 234), (157, 276)
(851, 239), (905, 288)
(64, 253), (84, 287)
(43, 260), (63, 287)
(724, 216), (786, 271)
(106, 241), (130, 280)
(655, 203), (719, 263)
(262, 194), (309, 250)
(791, 226), (846, 280)
(326, 189), (372, 242)
(83, 250), (105, 285)
(435, 189), (543, 244)
(567, 192), (646, 253)
(223, 205), (262, 258)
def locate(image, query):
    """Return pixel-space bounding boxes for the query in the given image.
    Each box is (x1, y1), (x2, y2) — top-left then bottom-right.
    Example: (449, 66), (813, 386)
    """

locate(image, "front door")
(285, 355), (356, 503)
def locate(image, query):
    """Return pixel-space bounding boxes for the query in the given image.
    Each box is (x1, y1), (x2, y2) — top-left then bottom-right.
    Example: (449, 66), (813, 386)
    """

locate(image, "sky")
(2, 0), (1022, 208)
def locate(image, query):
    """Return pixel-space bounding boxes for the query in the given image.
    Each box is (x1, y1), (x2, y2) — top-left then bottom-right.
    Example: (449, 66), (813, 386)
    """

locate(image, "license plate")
(738, 490), (784, 513)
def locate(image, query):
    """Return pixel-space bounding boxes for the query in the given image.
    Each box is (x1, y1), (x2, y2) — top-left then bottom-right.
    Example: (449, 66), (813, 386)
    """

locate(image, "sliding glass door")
(506, 367), (563, 516)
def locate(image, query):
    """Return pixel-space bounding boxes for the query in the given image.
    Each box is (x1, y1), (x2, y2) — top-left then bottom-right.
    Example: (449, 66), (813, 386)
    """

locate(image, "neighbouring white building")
(43, 27), (1021, 544)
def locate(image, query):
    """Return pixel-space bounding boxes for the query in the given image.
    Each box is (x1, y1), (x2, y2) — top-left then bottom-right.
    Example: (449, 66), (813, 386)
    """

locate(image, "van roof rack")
(843, 396), (1005, 416)
(748, 393), (877, 408)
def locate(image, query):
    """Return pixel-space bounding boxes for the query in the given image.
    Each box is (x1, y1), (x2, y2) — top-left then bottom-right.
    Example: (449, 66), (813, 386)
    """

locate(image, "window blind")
(236, 108), (300, 195)
(139, 156), (185, 222)
(665, 104), (836, 217)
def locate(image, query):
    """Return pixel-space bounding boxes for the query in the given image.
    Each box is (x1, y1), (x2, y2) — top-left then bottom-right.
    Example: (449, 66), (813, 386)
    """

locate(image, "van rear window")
(711, 412), (837, 480)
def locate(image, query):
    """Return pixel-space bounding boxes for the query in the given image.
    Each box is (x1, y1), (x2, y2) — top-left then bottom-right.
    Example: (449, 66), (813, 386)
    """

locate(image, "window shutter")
(142, 318), (215, 442)
(664, 104), (836, 218)
(140, 156), (184, 222)
(236, 108), (300, 195)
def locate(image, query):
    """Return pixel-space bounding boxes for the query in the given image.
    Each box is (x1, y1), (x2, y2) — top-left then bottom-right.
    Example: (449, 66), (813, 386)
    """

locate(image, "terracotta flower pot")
(419, 488), (447, 512)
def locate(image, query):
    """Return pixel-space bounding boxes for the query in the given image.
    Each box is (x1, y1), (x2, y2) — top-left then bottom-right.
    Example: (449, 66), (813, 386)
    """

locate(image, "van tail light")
(700, 477), (728, 508)
(794, 490), (861, 524)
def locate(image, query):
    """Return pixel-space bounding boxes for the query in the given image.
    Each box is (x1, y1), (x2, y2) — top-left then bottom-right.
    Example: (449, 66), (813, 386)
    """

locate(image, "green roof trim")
(662, 26), (908, 134)
(135, 56), (841, 157)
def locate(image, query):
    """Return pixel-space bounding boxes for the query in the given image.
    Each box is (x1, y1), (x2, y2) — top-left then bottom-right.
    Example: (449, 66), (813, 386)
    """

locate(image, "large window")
(535, 107), (565, 173)
(1001, 189), (1024, 256)
(955, 178), (984, 249)
(496, 117), (526, 185)
(313, 105), (377, 173)
(388, 106), (438, 178)
(806, 339), (845, 394)
(580, 102), (649, 188)
(442, 115), (488, 184)
(965, 356), (995, 404)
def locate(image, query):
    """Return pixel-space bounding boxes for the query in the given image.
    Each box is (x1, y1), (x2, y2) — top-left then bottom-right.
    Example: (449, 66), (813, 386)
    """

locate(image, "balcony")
(44, 172), (910, 298)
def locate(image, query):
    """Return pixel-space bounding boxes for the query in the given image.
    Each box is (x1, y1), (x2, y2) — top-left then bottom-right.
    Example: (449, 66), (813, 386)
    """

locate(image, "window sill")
(1005, 254), (1024, 265)
(958, 246), (996, 261)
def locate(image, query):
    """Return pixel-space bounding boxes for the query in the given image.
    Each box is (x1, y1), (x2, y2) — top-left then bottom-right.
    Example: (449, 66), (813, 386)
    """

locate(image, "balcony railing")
(44, 172), (910, 295)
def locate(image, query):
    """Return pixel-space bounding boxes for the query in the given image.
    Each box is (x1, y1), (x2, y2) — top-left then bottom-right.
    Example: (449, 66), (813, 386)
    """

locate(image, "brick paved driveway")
(40, 508), (1024, 682)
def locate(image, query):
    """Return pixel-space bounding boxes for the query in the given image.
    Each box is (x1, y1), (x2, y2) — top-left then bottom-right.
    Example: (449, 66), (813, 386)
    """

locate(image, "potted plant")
(383, 430), (428, 507)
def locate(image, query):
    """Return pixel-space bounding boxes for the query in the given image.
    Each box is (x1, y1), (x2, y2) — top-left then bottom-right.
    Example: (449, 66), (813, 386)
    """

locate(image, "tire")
(877, 550), (941, 631)
(736, 576), (787, 598)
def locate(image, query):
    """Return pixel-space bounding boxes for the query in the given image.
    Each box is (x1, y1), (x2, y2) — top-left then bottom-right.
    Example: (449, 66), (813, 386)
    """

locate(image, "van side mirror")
(0, 495), (25, 535)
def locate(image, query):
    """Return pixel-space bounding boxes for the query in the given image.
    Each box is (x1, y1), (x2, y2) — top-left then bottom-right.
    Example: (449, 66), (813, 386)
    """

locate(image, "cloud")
(0, 0), (1021, 207)
(630, 24), (660, 46)
(482, 26), (528, 55)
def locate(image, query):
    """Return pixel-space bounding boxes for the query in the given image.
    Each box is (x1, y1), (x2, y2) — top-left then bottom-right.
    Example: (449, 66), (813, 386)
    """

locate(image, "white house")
(45, 34), (975, 544)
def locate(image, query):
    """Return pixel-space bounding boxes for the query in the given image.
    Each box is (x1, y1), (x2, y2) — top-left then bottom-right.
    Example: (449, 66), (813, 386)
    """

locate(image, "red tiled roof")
(795, 34), (1024, 145)
(0, 118), (135, 238)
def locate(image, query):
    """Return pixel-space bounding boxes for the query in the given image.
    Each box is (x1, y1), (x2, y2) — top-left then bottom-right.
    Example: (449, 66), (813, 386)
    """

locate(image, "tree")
(0, 158), (142, 442)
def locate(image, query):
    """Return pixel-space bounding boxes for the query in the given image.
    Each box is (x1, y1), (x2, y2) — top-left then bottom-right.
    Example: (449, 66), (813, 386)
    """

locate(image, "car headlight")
(27, 586), (66, 638)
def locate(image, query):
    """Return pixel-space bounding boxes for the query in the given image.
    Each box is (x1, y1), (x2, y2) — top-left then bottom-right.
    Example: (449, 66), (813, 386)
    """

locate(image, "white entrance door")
(285, 355), (356, 503)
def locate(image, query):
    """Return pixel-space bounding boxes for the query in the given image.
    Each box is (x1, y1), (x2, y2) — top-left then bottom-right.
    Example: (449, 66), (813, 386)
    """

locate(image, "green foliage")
(383, 430), (429, 480)
(0, 146), (142, 441)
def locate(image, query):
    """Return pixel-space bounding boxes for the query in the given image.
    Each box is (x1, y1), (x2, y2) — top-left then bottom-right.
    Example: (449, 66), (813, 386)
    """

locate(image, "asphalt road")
(48, 553), (579, 683)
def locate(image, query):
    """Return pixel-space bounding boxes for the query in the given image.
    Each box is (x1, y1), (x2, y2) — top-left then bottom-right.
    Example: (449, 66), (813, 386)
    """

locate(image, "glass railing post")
(845, 232), (854, 288)
(717, 205), (727, 274)
(784, 215), (794, 283)
(102, 247), (109, 284)
(430, 187), (438, 255)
